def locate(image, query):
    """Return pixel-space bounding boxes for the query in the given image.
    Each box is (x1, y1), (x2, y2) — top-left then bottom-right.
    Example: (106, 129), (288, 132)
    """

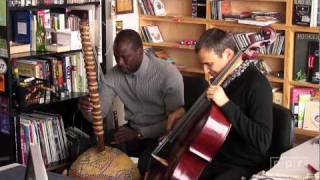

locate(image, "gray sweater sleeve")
(162, 65), (185, 115)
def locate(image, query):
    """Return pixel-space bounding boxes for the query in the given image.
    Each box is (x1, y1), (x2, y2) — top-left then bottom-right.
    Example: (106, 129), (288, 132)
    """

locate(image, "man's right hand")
(78, 96), (93, 112)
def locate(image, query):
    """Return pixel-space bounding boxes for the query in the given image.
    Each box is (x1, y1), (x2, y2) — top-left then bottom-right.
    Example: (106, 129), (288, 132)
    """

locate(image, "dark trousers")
(199, 161), (257, 180)
(105, 128), (158, 176)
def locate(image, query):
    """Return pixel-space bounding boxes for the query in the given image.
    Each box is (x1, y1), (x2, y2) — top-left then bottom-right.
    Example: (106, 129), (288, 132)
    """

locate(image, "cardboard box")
(55, 30), (82, 50)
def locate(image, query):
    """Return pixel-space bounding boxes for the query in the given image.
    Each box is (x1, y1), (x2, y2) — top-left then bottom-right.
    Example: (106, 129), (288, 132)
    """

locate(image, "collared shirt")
(98, 53), (184, 138)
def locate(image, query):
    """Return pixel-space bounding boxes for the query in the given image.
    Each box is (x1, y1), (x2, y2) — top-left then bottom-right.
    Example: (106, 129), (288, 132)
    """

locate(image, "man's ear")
(222, 48), (235, 61)
(137, 47), (143, 55)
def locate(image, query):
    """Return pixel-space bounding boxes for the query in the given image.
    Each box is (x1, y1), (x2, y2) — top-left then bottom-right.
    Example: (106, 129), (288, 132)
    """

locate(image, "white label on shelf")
(17, 22), (27, 35)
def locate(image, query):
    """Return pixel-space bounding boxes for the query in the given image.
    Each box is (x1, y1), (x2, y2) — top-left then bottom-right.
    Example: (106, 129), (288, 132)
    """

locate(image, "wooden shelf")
(290, 25), (320, 33)
(295, 128), (319, 137)
(9, 1), (100, 11)
(140, 15), (207, 25)
(138, 0), (318, 110)
(267, 75), (284, 83)
(143, 42), (195, 50)
(179, 66), (204, 74)
(207, 20), (287, 30)
(258, 54), (285, 59)
(46, 161), (71, 171)
(16, 92), (88, 111)
(230, 0), (286, 2)
(10, 49), (82, 59)
(290, 81), (320, 89)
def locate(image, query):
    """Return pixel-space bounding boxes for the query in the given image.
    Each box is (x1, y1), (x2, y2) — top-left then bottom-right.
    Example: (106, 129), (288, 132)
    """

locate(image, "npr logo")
(270, 156), (311, 169)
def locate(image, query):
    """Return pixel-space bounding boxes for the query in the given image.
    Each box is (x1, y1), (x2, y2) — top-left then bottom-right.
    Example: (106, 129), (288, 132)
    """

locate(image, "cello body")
(147, 93), (232, 180)
(172, 105), (231, 180)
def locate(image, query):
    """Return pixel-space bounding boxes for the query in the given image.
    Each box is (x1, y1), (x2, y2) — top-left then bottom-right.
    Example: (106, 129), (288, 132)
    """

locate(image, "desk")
(252, 136), (320, 180)
(0, 163), (71, 180)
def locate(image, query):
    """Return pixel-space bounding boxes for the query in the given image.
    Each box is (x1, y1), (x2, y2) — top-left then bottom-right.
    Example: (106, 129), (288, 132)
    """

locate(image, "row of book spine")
(11, 7), (96, 54)
(16, 111), (69, 166)
(9, 0), (64, 7)
(234, 32), (285, 55)
(9, 0), (98, 7)
(14, 52), (87, 106)
(138, 0), (156, 16)
(210, 0), (231, 20)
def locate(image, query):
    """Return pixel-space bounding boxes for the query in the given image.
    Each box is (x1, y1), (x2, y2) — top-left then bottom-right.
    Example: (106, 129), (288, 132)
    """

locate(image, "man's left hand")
(207, 85), (229, 107)
(166, 107), (186, 131)
(111, 126), (139, 144)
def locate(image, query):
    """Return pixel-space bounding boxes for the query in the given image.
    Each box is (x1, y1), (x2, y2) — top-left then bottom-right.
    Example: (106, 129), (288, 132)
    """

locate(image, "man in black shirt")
(195, 28), (273, 179)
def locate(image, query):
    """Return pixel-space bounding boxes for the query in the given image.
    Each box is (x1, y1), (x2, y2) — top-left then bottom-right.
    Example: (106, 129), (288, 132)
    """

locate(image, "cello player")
(196, 28), (273, 180)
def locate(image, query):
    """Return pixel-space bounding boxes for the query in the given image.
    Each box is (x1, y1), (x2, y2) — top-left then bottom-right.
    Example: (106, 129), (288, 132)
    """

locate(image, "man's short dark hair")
(195, 28), (238, 57)
(114, 29), (143, 50)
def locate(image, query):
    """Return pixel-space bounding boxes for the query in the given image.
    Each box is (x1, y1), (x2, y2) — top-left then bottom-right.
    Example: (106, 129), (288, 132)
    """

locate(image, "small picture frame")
(116, 0), (134, 14)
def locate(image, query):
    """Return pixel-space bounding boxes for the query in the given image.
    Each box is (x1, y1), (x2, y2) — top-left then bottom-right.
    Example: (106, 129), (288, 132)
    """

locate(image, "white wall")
(104, 0), (139, 70)
(104, 0), (139, 127)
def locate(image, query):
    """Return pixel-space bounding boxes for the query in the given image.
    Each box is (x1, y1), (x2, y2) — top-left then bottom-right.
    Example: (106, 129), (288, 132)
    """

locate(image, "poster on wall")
(0, 96), (9, 135)
(116, 0), (133, 14)
(0, 0), (6, 26)
(116, 20), (123, 34)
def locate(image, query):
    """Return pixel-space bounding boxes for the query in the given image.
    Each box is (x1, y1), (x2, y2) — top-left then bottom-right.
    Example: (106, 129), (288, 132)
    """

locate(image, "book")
(26, 144), (48, 180)
(294, 33), (320, 79)
(310, 0), (319, 27)
(145, 25), (164, 43)
(273, 91), (283, 105)
(12, 11), (32, 44)
(153, 0), (166, 16)
(297, 93), (311, 128)
(306, 41), (320, 83)
(303, 100), (320, 131)
(9, 42), (30, 54)
(238, 18), (279, 26)
(293, 0), (312, 26)
(290, 87), (316, 123)
(0, 96), (9, 134)
(192, 0), (206, 18)
(47, 44), (70, 52)
(0, 74), (5, 92)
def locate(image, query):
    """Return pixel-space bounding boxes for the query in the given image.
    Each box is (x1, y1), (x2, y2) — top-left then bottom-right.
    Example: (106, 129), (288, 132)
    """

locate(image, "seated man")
(78, 29), (185, 175)
(195, 28), (273, 179)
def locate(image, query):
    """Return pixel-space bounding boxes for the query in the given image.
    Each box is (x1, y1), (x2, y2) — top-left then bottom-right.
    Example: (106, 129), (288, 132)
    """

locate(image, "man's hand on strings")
(207, 85), (229, 107)
(166, 107), (186, 131)
(111, 126), (140, 144)
(78, 96), (92, 112)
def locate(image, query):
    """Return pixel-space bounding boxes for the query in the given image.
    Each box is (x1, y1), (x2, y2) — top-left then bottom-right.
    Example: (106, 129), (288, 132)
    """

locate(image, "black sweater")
(215, 64), (273, 167)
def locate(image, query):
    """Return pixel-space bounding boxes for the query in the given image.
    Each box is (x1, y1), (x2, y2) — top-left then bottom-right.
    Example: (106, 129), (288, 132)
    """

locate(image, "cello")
(146, 27), (277, 180)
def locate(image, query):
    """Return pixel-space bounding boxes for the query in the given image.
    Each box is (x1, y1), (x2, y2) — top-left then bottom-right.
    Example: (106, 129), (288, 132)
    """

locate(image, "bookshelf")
(138, 0), (320, 137)
(0, 0), (106, 169)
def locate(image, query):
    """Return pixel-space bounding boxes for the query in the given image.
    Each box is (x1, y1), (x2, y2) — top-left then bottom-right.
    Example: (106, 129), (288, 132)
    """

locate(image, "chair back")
(183, 75), (208, 111)
(267, 103), (295, 169)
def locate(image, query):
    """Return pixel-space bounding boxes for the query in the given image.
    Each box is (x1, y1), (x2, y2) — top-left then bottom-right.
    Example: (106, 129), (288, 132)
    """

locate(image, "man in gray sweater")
(79, 29), (185, 175)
